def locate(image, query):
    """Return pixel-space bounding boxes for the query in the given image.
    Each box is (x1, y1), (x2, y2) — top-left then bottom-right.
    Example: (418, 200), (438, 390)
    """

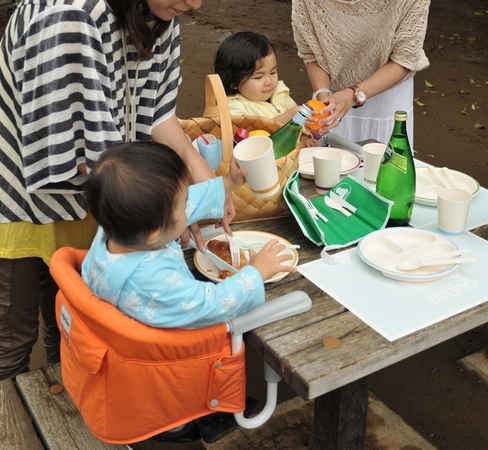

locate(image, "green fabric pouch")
(284, 171), (393, 250)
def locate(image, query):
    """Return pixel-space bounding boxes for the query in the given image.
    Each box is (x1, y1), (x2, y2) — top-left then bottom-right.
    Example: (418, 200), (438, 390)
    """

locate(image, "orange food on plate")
(207, 240), (248, 279)
(306, 99), (331, 131)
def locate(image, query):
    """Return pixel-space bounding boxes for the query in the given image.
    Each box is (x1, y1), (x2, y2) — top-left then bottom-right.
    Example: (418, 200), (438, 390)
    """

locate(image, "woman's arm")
(152, 114), (236, 246)
(152, 114), (214, 183)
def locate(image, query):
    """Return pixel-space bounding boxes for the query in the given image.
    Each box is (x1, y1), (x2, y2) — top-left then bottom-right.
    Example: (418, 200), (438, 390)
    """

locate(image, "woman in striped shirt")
(0, 0), (223, 380)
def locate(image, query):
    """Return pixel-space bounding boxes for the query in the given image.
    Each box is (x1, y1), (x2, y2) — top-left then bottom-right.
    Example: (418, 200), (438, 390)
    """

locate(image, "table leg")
(313, 376), (370, 450)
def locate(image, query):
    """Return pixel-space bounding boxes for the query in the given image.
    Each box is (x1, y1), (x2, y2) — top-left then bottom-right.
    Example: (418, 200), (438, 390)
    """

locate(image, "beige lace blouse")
(292, 0), (430, 92)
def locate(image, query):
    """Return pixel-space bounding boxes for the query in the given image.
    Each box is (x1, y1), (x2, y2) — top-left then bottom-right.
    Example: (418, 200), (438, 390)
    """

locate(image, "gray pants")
(0, 258), (60, 380)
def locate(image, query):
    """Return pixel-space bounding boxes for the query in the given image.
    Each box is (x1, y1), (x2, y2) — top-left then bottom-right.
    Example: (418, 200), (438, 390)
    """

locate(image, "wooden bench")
(4, 364), (127, 450)
(0, 377), (44, 449)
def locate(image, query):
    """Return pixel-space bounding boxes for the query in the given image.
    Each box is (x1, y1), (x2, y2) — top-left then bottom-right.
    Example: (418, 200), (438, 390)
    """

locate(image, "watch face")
(357, 90), (367, 103)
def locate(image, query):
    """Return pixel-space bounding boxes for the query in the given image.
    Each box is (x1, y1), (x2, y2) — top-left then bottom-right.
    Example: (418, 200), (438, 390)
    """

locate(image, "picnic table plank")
(0, 377), (44, 450)
(249, 293), (488, 399)
(15, 364), (127, 450)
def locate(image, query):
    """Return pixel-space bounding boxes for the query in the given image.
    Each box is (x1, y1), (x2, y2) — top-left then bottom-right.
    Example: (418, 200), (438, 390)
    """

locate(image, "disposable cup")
(437, 187), (472, 240)
(362, 142), (387, 184)
(197, 137), (222, 170)
(233, 136), (279, 198)
(312, 148), (342, 194)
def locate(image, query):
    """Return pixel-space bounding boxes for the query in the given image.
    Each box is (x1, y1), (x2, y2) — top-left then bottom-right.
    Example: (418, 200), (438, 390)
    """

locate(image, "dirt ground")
(1, 1), (487, 449)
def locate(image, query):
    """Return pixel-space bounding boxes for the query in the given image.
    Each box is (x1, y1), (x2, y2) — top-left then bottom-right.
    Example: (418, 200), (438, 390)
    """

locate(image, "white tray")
(357, 228), (460, 282)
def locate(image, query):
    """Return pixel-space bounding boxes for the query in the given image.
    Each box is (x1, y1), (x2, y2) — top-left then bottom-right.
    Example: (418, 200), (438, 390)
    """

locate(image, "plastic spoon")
(427, 165), (450, 188)
(442, 167), (461, 188)
(397, 257), (477, 271)
(396, 248), (474, 271)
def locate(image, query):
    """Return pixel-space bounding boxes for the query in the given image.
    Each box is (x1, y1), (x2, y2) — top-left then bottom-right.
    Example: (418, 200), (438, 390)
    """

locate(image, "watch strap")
(348, 85), (365, 108)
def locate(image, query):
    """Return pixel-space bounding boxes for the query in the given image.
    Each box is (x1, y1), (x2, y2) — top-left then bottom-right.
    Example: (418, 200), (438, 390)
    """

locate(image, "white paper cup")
(233, 136), (280, 198)
(437, 188), (472, 240)
(362, 142), (387, 184)
(312, 148), (342, 194)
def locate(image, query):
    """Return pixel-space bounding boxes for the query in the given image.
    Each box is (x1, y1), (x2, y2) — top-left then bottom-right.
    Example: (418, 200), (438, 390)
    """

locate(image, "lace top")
(292, 0), (430, 91)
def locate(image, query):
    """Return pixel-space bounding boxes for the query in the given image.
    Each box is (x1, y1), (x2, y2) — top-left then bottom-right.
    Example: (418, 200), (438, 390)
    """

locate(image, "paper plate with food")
(194, 231), (299, 283)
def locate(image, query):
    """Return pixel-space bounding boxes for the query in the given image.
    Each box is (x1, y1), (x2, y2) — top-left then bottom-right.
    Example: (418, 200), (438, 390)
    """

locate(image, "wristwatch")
(348, 85), (367, 108)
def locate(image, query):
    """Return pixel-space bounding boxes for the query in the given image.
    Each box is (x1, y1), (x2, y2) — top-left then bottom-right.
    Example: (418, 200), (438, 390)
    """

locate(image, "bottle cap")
(299, 103), (314, 118)
(249, 130), (270, 137)
(394, 110), (408, 121)
(233, 128), (249, 143)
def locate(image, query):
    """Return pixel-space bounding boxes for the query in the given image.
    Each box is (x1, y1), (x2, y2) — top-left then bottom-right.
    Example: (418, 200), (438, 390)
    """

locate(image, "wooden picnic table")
(3, 173), (486, 450)
(206, 176), (488, 450)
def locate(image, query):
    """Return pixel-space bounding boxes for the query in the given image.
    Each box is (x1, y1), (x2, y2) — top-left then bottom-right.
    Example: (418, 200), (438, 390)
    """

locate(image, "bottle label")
(381, 145), (407, 173)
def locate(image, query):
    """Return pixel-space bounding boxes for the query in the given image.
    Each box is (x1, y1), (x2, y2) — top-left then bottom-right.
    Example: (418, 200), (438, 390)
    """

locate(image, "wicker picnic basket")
(179, 74), (300, 223)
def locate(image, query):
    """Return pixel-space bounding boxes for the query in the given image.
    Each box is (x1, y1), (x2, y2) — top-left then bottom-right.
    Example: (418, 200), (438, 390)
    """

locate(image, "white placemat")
(298, 229), (488, 341)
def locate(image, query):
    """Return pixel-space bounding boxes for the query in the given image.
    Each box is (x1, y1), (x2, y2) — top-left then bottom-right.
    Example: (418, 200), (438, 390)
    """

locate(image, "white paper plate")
(415, 167), (480, 207)
(357, 228), (460, 282)
(298, 147), (361, 180)
(194, 231), (299, 283)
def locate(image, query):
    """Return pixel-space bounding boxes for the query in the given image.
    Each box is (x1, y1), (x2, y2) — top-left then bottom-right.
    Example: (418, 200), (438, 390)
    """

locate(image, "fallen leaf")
(475, 11), (484, 16)
(416, 100), (426, 106)
(471, 103), (477, 110)
(460, 109), (469, 115)
(474, 122), (485, 129)
(427, 154), (435, 158)
(425, 80), (434, 88)
(470, 78), (476, 84)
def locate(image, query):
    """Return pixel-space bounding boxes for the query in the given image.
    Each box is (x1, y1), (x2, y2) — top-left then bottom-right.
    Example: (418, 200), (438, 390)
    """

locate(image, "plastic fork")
(226, 233), (241, 267)
(306, 198), (329, 223)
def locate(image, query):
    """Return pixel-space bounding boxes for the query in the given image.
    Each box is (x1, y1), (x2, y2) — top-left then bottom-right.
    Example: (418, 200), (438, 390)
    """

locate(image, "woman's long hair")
(106, 0), (171, 61)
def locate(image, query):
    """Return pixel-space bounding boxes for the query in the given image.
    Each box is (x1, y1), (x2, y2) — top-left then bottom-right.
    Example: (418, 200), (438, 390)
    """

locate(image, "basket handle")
(203, 74), (234, 164)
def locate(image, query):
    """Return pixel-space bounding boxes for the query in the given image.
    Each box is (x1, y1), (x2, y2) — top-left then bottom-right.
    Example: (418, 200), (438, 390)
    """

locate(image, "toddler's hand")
(300, 134), (318, 148)
(224, 156), (247, 194)
(249, 239), (296, 281)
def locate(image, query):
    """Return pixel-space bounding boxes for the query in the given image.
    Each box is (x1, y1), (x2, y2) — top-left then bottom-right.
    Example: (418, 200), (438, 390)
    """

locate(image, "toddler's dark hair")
(214, 31), (276, 95)
(84, 141), (189, 246)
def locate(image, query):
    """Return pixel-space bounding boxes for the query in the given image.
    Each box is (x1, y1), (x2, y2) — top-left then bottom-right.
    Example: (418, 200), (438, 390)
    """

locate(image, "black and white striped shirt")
(0, 0), (181, 224)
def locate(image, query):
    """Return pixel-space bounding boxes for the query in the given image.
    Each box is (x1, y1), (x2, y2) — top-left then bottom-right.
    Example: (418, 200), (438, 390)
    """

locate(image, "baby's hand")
(224, 156), (247, 194)
(249, 239), (296, 281)
(300, 134), (318, 148)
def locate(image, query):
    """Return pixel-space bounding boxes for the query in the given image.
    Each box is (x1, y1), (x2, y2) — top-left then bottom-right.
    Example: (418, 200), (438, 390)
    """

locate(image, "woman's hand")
(315, 89), (355, 134)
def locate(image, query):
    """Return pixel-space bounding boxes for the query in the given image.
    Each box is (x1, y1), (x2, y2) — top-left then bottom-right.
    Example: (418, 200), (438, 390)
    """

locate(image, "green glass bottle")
(270, 103), (313, 159)
(376, 110), (416, 226)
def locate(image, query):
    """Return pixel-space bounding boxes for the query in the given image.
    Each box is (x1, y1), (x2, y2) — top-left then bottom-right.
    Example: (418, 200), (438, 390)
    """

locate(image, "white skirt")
(332, 78), (414, 148)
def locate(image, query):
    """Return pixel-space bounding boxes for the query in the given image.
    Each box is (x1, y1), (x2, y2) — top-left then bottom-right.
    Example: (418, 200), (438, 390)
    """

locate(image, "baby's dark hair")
(214, 31), (276, 95)
(84, 141), (189, 246)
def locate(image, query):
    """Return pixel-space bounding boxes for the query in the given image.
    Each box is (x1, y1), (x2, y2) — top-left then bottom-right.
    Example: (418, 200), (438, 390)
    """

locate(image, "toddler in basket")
(214, 31), (317, 148)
